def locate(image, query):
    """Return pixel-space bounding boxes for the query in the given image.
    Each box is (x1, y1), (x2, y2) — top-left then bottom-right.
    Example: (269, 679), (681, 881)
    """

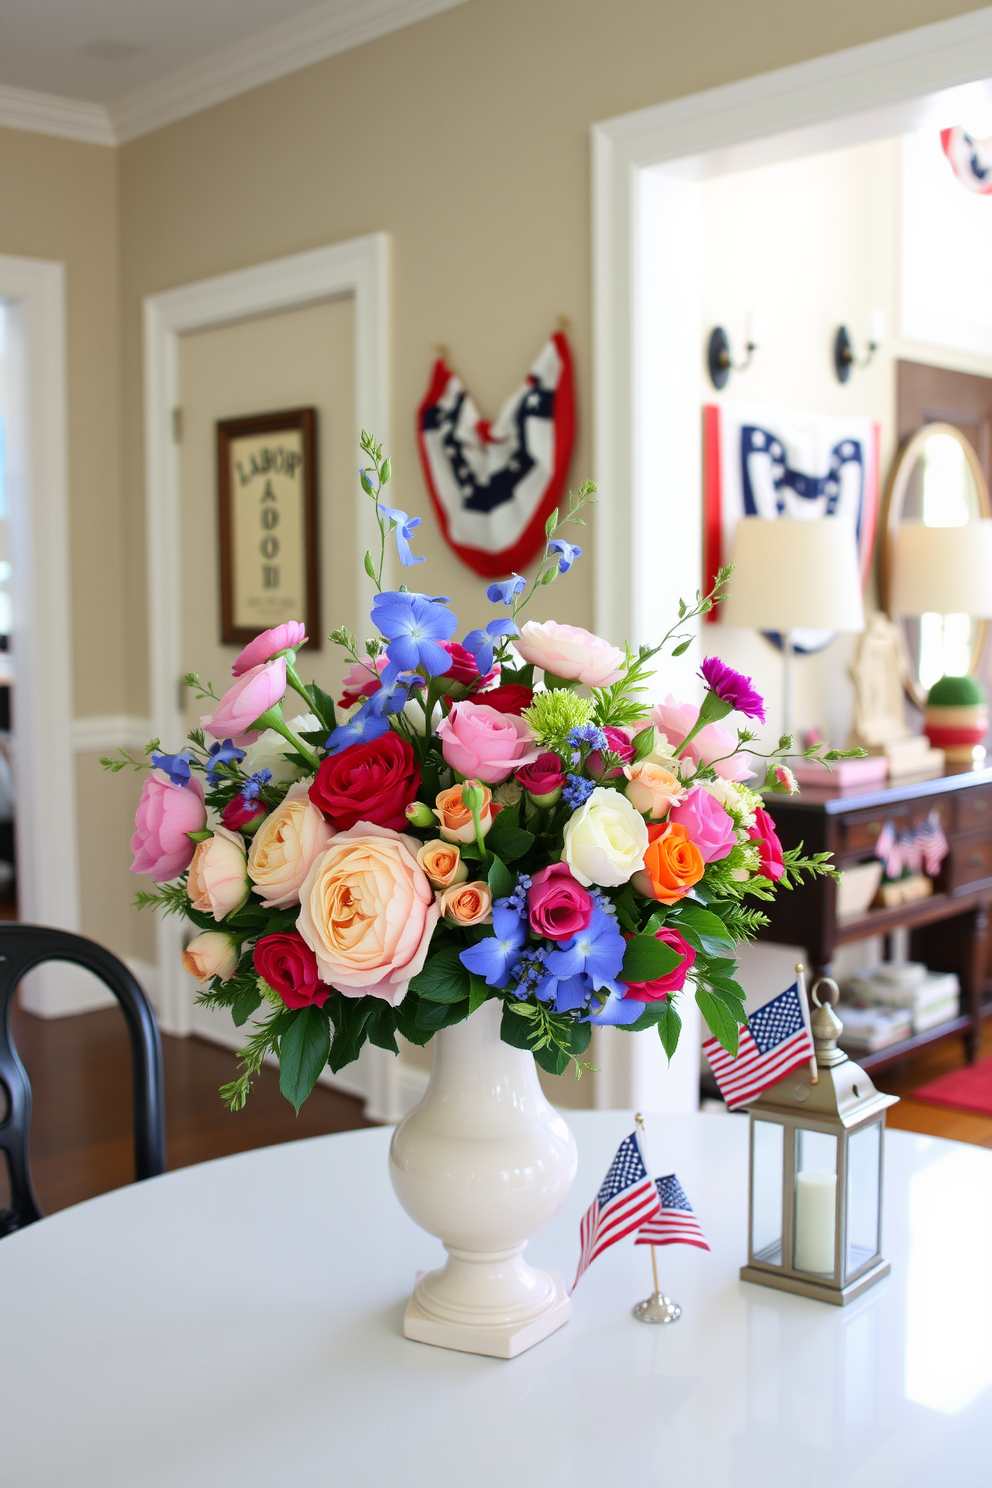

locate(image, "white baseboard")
(18, 963), (116, 1018)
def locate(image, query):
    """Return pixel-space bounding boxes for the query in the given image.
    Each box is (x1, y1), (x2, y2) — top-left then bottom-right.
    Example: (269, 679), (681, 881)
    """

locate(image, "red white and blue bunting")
(416, 332), (575, 578)
(940, 126), (992, 194)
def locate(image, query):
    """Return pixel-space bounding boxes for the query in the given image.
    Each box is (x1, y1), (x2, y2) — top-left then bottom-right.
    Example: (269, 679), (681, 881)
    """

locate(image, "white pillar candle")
(794, 1169), (837, 1274)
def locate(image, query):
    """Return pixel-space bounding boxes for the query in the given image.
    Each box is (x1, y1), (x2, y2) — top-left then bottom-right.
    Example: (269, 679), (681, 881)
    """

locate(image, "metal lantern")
(740, 970), (898, 1305)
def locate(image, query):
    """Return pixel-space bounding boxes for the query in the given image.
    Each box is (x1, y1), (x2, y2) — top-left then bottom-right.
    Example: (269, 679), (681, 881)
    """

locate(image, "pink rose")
(183, 930), (239, 984)
(204, 658), (287, 740)
(622, 927), (696, 1002)
(623, 761), (686, 819)
(130, 773), (206, 882)
(527, 862), (593, 941)
(188, 827), (251, 920)
(436, 701), (540, 785)
(515, 752), (566, 804)
(588, 726), (635, 779)
(668, 786), (737, 863)
(232, 621), (306, 677)
(650, 695), (750, 782)
(749, 806), (785, 881)
(514, 620), (626, 687)
(297, 823), (439, 1005)
(248, 782), (335, 909)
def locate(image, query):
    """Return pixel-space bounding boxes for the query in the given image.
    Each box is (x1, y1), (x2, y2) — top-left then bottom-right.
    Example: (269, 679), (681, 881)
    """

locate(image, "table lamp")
(891, 520), (992, 617)
(721, 517), (865, 736)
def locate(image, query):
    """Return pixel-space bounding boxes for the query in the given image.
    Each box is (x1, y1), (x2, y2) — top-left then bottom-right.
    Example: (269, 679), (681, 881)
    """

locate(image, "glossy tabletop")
(1, 1112), (990, 1488)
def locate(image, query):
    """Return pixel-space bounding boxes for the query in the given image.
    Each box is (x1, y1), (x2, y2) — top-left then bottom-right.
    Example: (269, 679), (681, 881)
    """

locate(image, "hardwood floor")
(3, 999), (373, 1217)
(3, 999), (990, 1222)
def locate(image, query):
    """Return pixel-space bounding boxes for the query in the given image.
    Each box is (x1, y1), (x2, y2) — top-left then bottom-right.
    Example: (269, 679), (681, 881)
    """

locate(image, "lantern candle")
(794, 1169), (837, 1273)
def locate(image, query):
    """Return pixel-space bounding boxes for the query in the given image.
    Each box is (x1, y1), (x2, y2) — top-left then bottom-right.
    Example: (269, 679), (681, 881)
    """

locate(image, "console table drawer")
(949, 837), (992, 890)
(841, 814), (889, 853)
(956, 787), (992, 834)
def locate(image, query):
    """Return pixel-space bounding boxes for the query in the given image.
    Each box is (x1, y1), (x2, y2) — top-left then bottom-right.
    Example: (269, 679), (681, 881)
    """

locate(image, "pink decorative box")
(790, 755), (889, 789)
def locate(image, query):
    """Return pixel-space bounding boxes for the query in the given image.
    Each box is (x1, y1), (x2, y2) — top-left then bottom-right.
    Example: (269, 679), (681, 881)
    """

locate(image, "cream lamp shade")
(721, 518), (866, 633)
(891, 520), (992, 617)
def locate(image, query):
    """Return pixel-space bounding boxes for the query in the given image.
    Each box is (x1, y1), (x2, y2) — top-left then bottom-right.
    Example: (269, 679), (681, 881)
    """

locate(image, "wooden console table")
(759, 765), (992, 1071)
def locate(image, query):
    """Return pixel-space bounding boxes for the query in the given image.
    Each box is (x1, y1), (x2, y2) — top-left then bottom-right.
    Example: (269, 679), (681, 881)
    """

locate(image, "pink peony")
(130, 773), (206, 882)
(650, 695), (750, 782)
(514, 621), (626, 687)
(668, 786), (737, 863)
(527, 862), (593, 941)
(437, 701), (541, 784)
(204, 658), (287, 740)
(232, 622), (306, 677)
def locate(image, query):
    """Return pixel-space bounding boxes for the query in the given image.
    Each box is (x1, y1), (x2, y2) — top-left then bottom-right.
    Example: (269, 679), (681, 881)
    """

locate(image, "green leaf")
(408, 947), (471, 1004)
(363, 551), (376, 579)
(672, 639), (692, 657)
(486, 810), (535, 864)
(671, 902), (736, 956)
(307, 683), (338, 733)
(415, 997), (471, 1030)
(366, 1003), (400, 1055)
(380, 457), (391, 484)
(612, 885), (641, 934)
(487, 853), (514, 901)
(631, 725), (656, 762)
(468, 974), (489, 1014)
(545, 507), (559, 537)
(621, 934), (682, 982)
(278, 1006), (330, 1112)
(542, 670), (575, 689)
(500, 1002), (539, 1053)
(695, 986), (740, 1056)
(231, 984), (261, 1027)
(360, 470), (375, 496)
(656, 1001), (683, 1060)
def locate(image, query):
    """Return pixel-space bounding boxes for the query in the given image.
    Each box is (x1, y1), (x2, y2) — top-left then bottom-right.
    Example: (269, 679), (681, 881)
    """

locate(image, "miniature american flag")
(635, 1174), (710, 1251)
(919, 809), (949, 877)
(703, 979), (814, 1110)
(572, 1131), (661, 1290)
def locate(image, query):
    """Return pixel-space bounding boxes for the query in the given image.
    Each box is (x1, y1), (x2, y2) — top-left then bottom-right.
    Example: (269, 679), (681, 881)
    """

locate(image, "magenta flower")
(699, 656), (766, 722)
(232, 622), (306, 678)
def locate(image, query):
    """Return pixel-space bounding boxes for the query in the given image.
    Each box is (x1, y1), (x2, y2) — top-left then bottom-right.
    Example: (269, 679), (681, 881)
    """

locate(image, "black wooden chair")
(0, 925), (166, 1235)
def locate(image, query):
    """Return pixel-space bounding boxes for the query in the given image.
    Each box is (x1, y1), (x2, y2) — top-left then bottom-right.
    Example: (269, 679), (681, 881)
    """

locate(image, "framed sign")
(217, 407), (320, 648)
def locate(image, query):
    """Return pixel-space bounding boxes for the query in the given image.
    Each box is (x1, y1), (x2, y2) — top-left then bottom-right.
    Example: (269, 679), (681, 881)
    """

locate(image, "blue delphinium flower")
(378, 504), (426, 567)
(205, 739), (246, 787)
(545, 908), (626, 992)
(548, 538), (582, 574)
(364, 661), (425, 717)
(486, 574), (526, 605)
(325, 699), (392, 754)
(562, 774), (595, 809)
(462, 618), (519, 677)
(371, 591), (457, 676)
(459, 905), (527, 988)
(240, 768), (272, 802)
(151, 750), (195, 787)
(584, 988), (644, 1026)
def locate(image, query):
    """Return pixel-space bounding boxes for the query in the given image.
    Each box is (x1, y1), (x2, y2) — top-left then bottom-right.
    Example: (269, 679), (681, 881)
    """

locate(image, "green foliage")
(668, 901), (736, 957)
(696, 985), (743, 1056)
(486, 854), (515, 902)
(625, 997), (683, 1061)
(621, 934), (682, 982)
(485, 807), (535, 864)
(219, 1006), (296, 1110)
(133, 882), (196, 919)
(279, 1006), (331, 1112)
(501, 1001), (595, 1078)
(408, 947), (471, 1004)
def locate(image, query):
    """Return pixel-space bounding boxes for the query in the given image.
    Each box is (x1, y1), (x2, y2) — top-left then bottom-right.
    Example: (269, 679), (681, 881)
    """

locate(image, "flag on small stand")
(703, 978), (814, 1110)
(572, 1130), (661, 1291)
(635, 1175), (710, 1252)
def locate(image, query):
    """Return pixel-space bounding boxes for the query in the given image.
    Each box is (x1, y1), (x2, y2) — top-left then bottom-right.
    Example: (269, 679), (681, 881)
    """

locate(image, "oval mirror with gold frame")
(879, 422), (991, 710)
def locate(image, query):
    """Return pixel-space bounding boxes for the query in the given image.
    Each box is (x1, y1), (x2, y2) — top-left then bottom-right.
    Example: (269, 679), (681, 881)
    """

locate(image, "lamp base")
(740, 1257), (890, 1306)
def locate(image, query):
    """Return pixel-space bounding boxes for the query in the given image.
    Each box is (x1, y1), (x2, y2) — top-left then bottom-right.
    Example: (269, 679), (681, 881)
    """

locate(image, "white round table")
(1, 1112), (990, 1487)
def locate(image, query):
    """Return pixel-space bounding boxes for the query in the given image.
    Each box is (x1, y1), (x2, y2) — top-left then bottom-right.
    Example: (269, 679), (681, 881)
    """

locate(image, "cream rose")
(514, 620), (625, 687)
(561, 786), (648, 888)
(187, 827), (250, 920)
(438, 880), (493, 927)
(248, 781), (335, 909)
(417, 840), (469, 888)
(182, 930), (239, 983)
(297, 822), (439, 1005)
(623, 761), (686, 819)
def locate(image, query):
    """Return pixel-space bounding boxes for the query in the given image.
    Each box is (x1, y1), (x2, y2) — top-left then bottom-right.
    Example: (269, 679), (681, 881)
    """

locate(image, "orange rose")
(416, 839), (469, 888)
(633, 821), (704, 904)
(438, 880), (493, 927)
(433, 783), (500, 843)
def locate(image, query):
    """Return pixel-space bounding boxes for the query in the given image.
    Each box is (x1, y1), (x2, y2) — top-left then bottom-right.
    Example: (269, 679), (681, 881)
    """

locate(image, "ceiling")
(0, 0), (468, 141)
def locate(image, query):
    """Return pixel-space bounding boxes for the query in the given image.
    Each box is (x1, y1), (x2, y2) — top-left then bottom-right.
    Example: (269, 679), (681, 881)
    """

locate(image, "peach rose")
(187, 827), (250, 921)
(416, 839), (469, 888)
(297, 822), (439, 1005)
(633, 822), (704, 904)
(248, 782), (335, 909)
(182, 930), (239, 983)
(623, 761), (686, 819)
(514, 620), (625, 687)
(433, 782), (501, 843)
(438, 880), (493, 927)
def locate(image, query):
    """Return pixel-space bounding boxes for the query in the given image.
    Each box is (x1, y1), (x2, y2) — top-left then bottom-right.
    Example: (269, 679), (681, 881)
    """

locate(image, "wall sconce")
(834, 310), (885, 383)
(707, 310), (762, 389)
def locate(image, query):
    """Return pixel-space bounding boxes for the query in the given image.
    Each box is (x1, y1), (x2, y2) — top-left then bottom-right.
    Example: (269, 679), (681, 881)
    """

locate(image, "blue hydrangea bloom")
(567, 723), (608, 754)
(459, 906), (527, 988)
(371, 591), (457, 676)
(545, 908), (626, 992)
(152, 750), (194, 787)
(537, 971), (592, 1015)
(486, 574), (526, 605)
(562, 775), (595, 809)
(240, 768), (272, 802)
(584, 989), (645, 1026)
(549, 538), (582, 574)
(462, 618), (519, 677)
(378, 504), (426, 567)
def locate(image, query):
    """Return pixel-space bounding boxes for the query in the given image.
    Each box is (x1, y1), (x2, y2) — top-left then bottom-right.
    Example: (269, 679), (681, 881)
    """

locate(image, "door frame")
(142, 235), (402, 1110)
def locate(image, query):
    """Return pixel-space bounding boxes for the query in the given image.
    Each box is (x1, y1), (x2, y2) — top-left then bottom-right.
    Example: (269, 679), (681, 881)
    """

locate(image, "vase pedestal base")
(403, 1261), (570, 1359)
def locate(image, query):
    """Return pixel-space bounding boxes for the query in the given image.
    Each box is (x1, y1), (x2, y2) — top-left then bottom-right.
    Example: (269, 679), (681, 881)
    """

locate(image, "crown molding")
(0, 83), (114, 146)
(108, 0), (468, 143)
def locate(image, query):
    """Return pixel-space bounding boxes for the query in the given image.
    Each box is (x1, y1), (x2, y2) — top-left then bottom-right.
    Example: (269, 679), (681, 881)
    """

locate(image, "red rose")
(749, 806), (785, 882)
(309, 731), (421, 831)
(515, 752), (566, 798)
(253, 932), (329, 1010)
(478, 684), (535, 716)
(221, 794), (268, 833)
(622, 926), (696, 1002)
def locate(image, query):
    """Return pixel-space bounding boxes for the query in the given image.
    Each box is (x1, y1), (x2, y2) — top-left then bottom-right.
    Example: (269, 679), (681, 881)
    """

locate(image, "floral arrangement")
(109, 434), (845, 1111)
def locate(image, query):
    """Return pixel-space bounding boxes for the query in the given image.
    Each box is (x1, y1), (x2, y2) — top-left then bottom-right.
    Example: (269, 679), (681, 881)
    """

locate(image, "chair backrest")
(0, 925), (166, 1234)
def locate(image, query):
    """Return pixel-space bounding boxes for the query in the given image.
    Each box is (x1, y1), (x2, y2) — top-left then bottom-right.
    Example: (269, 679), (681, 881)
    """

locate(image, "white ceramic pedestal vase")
(389, 999), (578, 1358)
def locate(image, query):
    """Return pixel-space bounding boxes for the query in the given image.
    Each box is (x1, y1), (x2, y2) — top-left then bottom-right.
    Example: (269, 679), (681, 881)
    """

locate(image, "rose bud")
(221, 794), (269, 835)
(182, 930), (239, 984)
(405, 800), (436, 828)
(187, 827), (251, 920)
(416, 840), (469, 888)
(476, 683), (534, 716)
(587, 726), (635, 779)
(515, 752), (566, 806)
(433, 783), (500, 843)
(438, 880), (493, 927)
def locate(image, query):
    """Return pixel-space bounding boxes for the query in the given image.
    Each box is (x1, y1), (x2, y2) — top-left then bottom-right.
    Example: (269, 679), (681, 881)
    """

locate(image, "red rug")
(913, 1054), (992, 1116)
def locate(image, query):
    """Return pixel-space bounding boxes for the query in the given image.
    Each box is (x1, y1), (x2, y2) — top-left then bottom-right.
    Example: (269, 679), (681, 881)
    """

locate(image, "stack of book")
(838, 961), (961, 1053)
(835, 1003), (913, 1053)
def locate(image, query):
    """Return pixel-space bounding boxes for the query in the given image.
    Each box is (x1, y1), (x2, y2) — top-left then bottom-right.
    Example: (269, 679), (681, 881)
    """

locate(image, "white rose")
(241, 713), (320, 784)
(561, 786), (648, 888)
